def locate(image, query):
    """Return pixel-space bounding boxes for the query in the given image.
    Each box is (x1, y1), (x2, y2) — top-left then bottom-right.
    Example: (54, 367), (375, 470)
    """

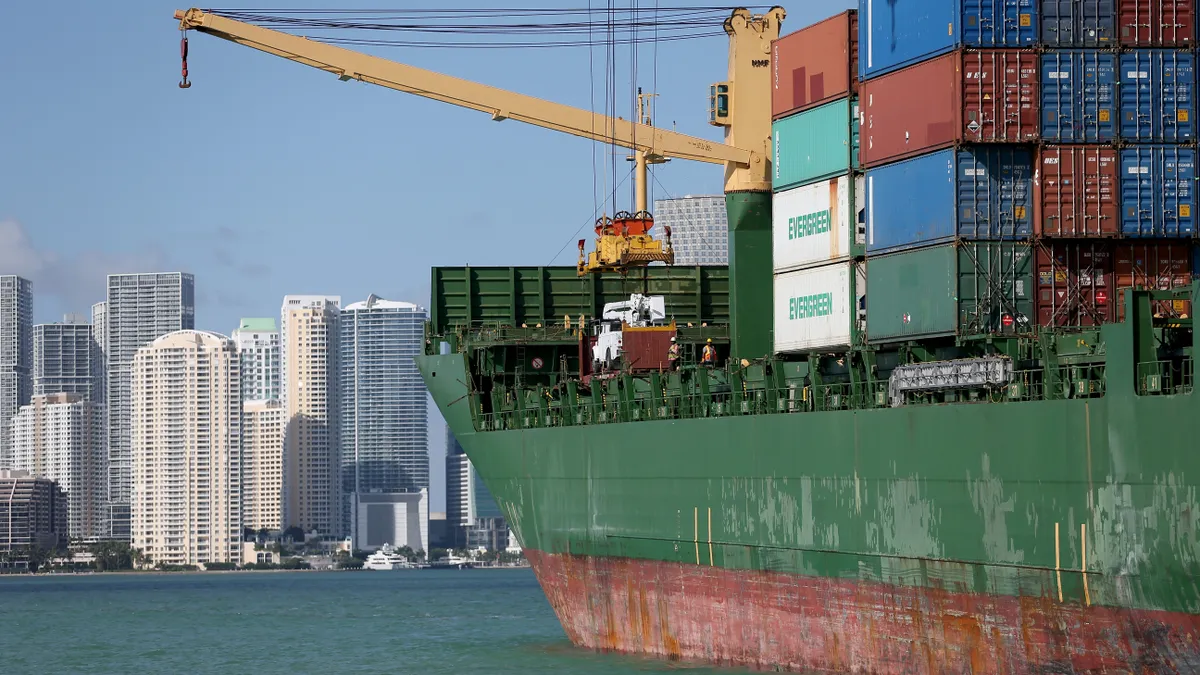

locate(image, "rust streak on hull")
(527, 550), (1200, 673)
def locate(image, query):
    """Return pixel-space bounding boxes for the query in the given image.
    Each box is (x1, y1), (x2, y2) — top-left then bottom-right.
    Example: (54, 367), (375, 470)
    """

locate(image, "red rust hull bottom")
(526, 550), (1200, 673)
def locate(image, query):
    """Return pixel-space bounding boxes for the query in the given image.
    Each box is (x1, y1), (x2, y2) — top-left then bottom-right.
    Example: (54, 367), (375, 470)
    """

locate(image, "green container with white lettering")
(773, 261), (865, 353)
(772, 97), (859, 191)
(772, 173), (864, 273)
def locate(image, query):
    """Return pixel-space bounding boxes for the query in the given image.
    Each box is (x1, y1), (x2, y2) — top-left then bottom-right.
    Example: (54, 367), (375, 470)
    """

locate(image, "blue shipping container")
(859, 0), (1038, 80)
(1041, 0), (1116, 46)
(1119, 51), (1195, 142)
(1120, 146), (1196, 237)
(865, 147), (1033, 254)
(1041, 51), (1117, 142)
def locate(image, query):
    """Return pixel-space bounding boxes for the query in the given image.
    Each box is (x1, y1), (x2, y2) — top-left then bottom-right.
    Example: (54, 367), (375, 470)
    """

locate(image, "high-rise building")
(10, 393), (105, 539)
(0, 469), (68, 561)
(91, 302), (107, 407)
(242, 399), (284, 532)
(653, 195), (729, 266)
(0, 276), (33, 469)
(33, 317), (96, 401)
(130, 330), (241, 567)
(105, 272), (195, 539)
(280, 295), (340, 537)
(339, 295), (428, 540)
(232, 318), (280, 402)
(445, 427), (506, 550)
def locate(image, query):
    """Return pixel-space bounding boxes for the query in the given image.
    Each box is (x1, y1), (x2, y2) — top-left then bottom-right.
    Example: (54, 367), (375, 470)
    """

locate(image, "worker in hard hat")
(701, 338), (717, 368)
(668, 336), (681, 371)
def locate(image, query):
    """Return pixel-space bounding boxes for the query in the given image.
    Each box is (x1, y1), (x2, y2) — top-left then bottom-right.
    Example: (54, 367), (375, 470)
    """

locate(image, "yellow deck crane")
(174, 6), (783, 359)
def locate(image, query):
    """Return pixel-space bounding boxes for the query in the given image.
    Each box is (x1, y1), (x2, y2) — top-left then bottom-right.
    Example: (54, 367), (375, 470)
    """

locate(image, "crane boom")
(174, 6), (784, 359)
(174, 9), (753, 168)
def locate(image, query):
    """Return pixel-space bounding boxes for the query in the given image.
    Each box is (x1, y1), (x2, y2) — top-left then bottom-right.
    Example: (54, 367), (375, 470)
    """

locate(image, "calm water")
(0, 568), (744, 674)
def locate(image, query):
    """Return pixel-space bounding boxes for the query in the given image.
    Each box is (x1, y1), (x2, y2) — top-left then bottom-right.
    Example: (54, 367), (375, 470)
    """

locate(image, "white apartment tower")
(91, 302), (107, 407)
(130, 330), (241, 567)
(105, 272), (195, 539)
(33, 317), (96, 401)
(339, 295), (428, 539)
(0, 276), (33, 468)
(242, 399), (285, 532)
(281, 295), (340, 537)
(232, 318), (280, 402)
(11, 393), (105, 539)
(653, 195), (729, 265)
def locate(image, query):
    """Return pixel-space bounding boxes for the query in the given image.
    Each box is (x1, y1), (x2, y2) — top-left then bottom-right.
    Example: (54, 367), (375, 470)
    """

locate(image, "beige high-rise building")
(280, 295), (340, 537)
(242, 399), (284, 532)
(130, 330), (241, 567)
(10, 393), (105, 539)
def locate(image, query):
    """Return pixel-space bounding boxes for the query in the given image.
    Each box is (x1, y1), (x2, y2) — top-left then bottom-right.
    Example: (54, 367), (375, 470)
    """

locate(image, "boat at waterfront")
(363, 547), (414, 571)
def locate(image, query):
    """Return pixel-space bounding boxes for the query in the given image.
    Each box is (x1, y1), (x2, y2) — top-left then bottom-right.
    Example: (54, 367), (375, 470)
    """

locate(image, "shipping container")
(1036, 145), (1120, 237)
(429, 266), (729, 335)
(1118, 50), (1195, 141)
(867, 242), (1034, 342)
(773, 175), (865, 273)
(1035, 241), (1116, 326)
(1041, 51), (1117, 142)
(774, 262), (866, 352)
(773, 98), (859, 191)
(619, 324), (677, 373)
(866, 147), (1033, 255)
(772, 11), (858, 119)
(1042, 0), (1117, 46)
(1120, 146), (1196, 237)
(1115, 241), (1193, 319)
(858, 0), (1038, 80)
(1119, 0), (1194, 46)
(859, 50), (1039, 167)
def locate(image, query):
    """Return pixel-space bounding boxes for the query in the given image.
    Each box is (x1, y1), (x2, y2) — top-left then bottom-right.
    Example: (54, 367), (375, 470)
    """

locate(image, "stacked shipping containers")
(770, 1), (1199, 353)
(1035, 1), (1197, 325)
(858, 0), (1040, 342)
(771, 11), (866, 352)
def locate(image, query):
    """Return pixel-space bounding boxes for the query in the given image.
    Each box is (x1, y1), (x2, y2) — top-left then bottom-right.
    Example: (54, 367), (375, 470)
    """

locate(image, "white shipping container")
(772, 174), (864, 273)
(773, 262), (865, 353)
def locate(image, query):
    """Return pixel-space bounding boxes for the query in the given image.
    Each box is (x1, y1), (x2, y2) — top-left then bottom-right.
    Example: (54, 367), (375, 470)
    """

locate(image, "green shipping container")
(430, 266), (729, 335)
(772, 97), (859, 192)
(866, 242), (1034, 342)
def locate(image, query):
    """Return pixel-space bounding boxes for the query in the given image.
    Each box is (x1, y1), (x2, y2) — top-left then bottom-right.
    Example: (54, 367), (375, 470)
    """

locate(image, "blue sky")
(0, 0), (851, 509)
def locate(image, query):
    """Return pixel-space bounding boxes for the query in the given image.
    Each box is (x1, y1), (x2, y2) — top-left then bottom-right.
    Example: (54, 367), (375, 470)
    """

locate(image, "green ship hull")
(418, 297), (1200, 672)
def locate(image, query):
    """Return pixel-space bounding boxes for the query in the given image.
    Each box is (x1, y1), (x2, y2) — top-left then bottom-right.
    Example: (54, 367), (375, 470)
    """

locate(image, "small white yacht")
(363, 545), (413, 571)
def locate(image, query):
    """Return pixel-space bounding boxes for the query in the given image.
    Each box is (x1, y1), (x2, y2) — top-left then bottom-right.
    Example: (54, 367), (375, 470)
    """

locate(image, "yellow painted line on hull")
(1055, 522), (1063, 602)
(1082, 523), (1090, 607)
(694, 507), (700, 565)
(708, 507), (714, 566)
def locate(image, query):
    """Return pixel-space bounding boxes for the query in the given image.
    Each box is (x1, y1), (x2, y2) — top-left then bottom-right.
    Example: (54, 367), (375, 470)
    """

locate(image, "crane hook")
(179, 34), (191, 89)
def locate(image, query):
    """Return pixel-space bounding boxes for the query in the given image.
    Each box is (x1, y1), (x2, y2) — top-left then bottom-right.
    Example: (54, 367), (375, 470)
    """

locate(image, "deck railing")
(473, 359), (1152, 432)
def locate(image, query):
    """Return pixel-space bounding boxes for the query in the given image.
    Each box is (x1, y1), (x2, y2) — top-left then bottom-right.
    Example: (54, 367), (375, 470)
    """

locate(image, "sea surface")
(0, 568), (746, 674)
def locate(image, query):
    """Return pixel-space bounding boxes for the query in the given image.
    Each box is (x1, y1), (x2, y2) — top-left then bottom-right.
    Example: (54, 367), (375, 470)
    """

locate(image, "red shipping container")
(1035, 146), (1121, 238)
(1119, 0), (1195, 46)
(860, 50), (1039, 168)
(772, 10), (858, 119)
(1115, 242), (1193, 320)
(621, 325), (677, 373)
(1036, 242), (1116, 327)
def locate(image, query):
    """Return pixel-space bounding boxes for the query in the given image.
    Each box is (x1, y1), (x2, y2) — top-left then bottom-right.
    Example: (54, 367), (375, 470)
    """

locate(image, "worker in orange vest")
(701, 338), (717, 368)
(668, 336), (681, 370)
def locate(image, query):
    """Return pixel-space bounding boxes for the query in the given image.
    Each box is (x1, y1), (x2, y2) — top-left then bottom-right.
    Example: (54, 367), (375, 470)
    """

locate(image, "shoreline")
(1, 564), (532, 578)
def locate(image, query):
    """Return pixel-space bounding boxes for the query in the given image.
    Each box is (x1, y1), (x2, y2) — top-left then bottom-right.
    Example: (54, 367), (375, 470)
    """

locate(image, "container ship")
(176, 3), (1200, 671)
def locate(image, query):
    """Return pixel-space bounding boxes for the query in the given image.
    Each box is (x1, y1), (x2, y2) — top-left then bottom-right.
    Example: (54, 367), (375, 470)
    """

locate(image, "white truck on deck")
(591, 294), (667, 370)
